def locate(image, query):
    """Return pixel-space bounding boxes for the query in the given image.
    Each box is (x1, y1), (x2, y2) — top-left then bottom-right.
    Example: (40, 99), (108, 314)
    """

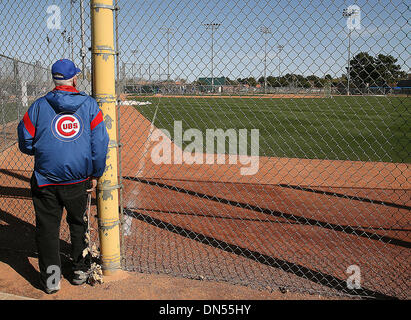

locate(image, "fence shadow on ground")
(124, 177), (411, 249)
(121, 176), (409, 299)
(123, 208), (397, 300)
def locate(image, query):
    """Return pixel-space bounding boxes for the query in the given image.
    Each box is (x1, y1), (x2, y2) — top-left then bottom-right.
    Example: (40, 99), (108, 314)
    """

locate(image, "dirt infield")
(0, 120), (19, 153)
(0, 147), (335, 300)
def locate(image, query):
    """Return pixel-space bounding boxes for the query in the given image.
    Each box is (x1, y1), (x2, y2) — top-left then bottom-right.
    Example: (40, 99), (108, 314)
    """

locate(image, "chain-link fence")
(0, 54), (51, 151)
(0, 0), (410, 299)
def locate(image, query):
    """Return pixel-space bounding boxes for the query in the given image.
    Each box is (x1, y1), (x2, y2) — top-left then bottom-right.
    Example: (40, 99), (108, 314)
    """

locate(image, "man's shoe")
(40, 279), (60, 294)
(72, 270), (88, 285)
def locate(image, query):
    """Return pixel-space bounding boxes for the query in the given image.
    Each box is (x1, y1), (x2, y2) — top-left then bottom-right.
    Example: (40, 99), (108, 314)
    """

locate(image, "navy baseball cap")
(51, 59), (81, 80)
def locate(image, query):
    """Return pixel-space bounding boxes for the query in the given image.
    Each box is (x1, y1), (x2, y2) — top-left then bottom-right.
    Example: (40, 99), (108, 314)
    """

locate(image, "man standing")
(17, 59), (109, 294)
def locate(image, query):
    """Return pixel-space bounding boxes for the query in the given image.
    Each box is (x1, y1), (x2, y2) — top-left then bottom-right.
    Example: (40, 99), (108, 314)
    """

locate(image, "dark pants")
(30, 174), (91, 284)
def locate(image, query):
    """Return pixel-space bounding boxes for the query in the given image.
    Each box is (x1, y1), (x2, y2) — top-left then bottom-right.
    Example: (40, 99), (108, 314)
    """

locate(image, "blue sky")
(0, 0), (409, 82)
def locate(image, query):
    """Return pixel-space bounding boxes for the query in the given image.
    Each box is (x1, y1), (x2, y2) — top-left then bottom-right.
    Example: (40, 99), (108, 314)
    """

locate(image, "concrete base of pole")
(103, 269), (130, 282)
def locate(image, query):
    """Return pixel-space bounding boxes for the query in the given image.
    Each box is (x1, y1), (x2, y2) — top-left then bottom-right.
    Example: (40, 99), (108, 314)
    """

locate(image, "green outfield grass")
(131, 96), (410, 163)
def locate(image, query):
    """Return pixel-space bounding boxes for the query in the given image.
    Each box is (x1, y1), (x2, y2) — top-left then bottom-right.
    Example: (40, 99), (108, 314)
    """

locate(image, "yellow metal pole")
(91, 0), (121, 275)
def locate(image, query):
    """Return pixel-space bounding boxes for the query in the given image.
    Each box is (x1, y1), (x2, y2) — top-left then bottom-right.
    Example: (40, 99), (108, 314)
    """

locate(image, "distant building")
(396, 79), (411, 88)
(198, 77), (227, 86)
(395, 79), (411, 95)
(196, 77), (228, 93)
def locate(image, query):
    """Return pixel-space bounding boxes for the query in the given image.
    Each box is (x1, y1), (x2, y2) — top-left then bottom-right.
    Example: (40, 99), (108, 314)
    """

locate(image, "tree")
(176, 78), (187, 84)
(348, 52), (376, 87)
(225, 77), (238, 85)
(374, 54), (406, 86)
(282, 74), (310, 88)
(266, 76), (278, 87)
(349, 52), (406, 87)
(246, 77), (257, 87)
(306, 75), (324, 88)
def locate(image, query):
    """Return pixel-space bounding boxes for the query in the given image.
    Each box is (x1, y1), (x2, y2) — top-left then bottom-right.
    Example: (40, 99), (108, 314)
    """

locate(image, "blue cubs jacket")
(17, 86), (109, 187)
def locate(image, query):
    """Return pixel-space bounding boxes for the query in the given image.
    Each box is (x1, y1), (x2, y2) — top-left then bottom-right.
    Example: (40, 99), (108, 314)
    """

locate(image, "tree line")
(203, 53), (406, 88)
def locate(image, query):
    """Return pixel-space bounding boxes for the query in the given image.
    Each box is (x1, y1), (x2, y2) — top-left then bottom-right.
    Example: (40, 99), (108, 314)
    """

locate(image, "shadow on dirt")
(124, 208), (398, 300)
(123, 177), (410, 249)
(121, 177), (407, 299)
(0, 207), (73, 291)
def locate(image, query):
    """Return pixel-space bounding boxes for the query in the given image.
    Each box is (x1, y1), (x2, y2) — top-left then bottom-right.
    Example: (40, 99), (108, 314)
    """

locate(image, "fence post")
(13, 59), (21, 121)
(91, 0), (121, 276)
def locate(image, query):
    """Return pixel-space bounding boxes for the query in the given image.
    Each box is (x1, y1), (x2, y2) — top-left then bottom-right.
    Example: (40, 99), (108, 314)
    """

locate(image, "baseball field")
(0, 93), (409, 299)
(117, 94), (410, 299)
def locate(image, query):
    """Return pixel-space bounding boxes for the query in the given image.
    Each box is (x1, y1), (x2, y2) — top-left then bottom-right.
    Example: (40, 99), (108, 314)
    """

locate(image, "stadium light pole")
(46, 35), (51, 68)
(260, 26), (272, 94)
(79, 0), (86, 78)
(160, 27), (174, 82)
(204, 23), (221, 92)
(343, 7), (359, 96)
(277, 44), (284, 78)
(132, 49), (138, 91)
(70, 0), (76, 61)
(61, 29), (67, 57)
